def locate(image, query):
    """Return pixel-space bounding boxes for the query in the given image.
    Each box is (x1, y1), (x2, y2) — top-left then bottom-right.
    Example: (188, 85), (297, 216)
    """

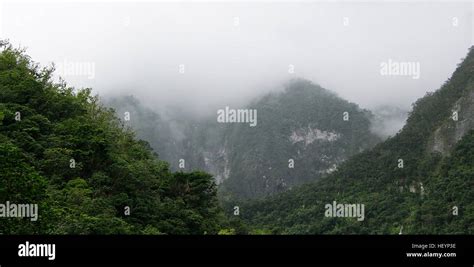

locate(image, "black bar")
(0, 235), (472, 266)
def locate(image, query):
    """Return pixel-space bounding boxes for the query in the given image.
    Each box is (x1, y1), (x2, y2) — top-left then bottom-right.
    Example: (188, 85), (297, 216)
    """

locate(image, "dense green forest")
(104, 95), (215, 175)
(219, 80), (380, 200)
(1, 40), (473, 235)
(0, 42), (226, 234)
(107, 80), (381, 200)
(236, 47), (474, 234)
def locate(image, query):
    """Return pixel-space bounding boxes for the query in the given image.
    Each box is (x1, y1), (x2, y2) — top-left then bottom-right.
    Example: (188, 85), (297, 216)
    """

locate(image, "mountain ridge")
(107, 78), (381, 200)
(236, 47), (474, 234)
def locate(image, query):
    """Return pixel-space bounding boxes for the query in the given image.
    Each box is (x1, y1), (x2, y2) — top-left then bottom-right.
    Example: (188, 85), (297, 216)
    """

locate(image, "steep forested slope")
(107, 80), (380, 200)
(104, 96), (181, 169)
(238, 47), (474, 234)
(0, 42), (224, 234)
(219, 79), (380, 200)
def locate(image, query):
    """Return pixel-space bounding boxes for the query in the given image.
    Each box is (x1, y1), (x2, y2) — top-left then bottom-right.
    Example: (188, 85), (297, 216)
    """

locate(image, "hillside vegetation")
(0, 42), (224, 234)
(237, 47), (474, 234)
(108, 79), (381, 200)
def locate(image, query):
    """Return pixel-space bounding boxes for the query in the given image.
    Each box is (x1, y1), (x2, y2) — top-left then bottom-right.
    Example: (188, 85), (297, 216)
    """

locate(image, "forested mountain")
(2, 39), (471, 235)
(103, 96), (182, 169)
(218, 80), (381, 200)
(0, 42), (224, 234)
(104, 95), (226, 181)
(237, 47), (474, 234)
(107, 80), (380, 200)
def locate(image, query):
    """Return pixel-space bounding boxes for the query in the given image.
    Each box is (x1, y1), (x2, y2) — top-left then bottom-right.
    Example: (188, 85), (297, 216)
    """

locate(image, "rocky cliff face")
(429, 88), (474, 155)
(238, 47), (474, 234)
(106, 79), (381, 200)
(212, 79), (381, 200)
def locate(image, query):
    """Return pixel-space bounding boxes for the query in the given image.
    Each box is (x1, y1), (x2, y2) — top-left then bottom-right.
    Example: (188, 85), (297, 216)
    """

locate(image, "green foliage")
(219, 79), (380, 200)
(218, 228), (236, 235)
(239, 47), (474, 234)
(108, 79), (381, 201)
(0, 42), (225, 234)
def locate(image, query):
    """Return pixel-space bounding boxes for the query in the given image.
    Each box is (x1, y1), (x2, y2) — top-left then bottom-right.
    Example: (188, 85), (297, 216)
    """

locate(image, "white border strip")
(2, 0), (474, 3)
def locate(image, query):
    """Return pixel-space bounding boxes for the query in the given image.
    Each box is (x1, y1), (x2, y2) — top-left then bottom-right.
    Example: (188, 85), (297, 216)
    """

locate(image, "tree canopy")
(0, 42), (224, 234)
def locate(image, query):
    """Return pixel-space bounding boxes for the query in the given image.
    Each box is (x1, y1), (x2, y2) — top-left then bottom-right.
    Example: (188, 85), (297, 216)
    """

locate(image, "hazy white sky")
(1, 1), (472, 114)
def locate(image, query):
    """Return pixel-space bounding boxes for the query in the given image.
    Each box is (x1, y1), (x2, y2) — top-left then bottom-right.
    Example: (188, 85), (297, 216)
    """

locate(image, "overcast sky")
(1, 1), (472, 115)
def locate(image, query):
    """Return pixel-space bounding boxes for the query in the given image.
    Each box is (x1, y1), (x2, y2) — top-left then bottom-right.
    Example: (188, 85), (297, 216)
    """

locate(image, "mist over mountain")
(0, 43), (225, 234)
(370, 105), (409, 139)
(237, 47), (474, 234)
(103, 44), (474, 234)
(3, 2), (471, 116)
(219, 79), (382, 200)
(106, 79), (382, 200)
(1, 1), (472, 238)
